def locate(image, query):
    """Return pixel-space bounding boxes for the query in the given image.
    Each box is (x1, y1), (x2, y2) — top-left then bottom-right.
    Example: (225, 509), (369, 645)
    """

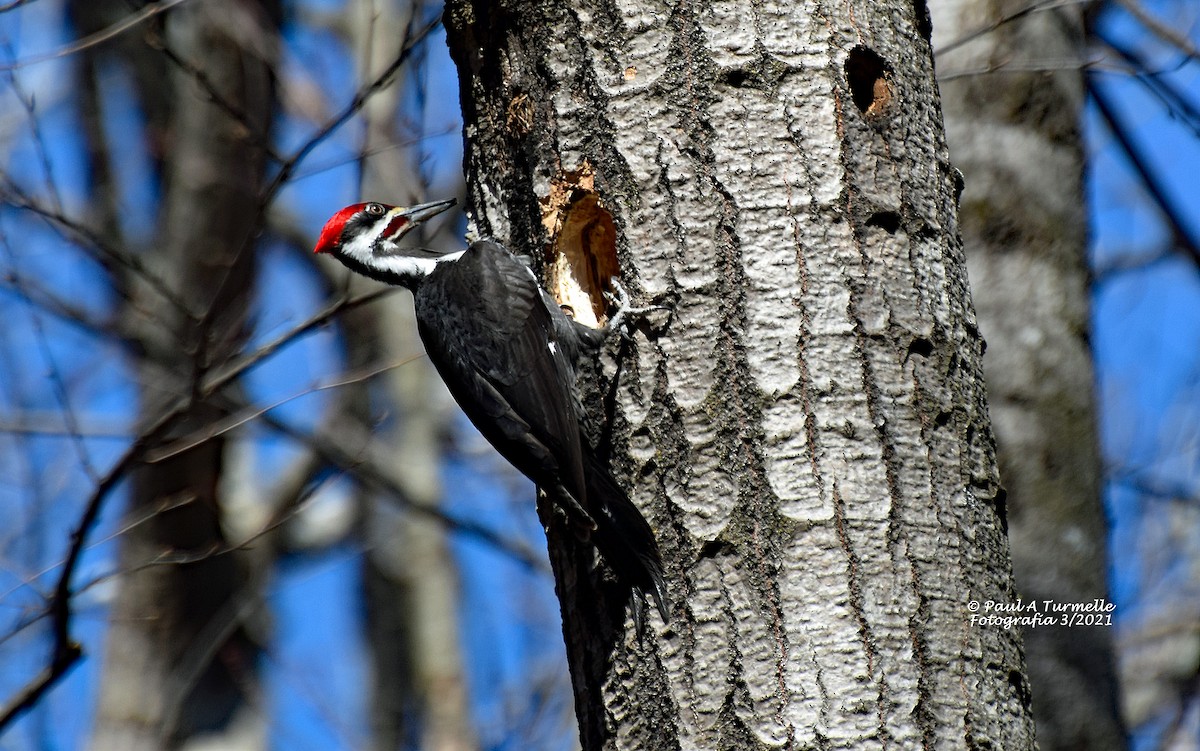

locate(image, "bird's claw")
(605, 278), (670, 340)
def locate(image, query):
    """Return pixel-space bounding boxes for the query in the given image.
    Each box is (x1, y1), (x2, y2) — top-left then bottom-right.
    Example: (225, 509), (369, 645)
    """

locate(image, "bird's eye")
(365, 203), (385, 216)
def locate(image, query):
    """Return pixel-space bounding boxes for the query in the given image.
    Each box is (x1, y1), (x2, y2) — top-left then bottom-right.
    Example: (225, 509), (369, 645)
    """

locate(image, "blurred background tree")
(930, 0), (1120, 748)
(0, 0), (1197, 749)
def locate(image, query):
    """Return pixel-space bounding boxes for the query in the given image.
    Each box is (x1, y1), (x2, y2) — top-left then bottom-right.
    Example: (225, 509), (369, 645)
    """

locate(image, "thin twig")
(0, 179), (193, 319)
(248, 406), (550, 572)
(0, 231), (99, 482)
(937, 55), (1112, 81)
(0, 0), (37, 13)
(185, 14), (442, 407)
(0, 289), (397, 732)
(1095, 31), (1200, 139)
(0, 43), (103, 484)
(0, 272), (121, 344)
(259, 13), (444, 208)
(934, 0), (1087, 57)
(1111, 0), (1200, 63)
(1087, 75), (1200, 268)
(0, 644), (83, 729)
(289, 125), (461, 184)
(146, 354), (422, 463)
(1, 37), (65, 215)
(0, 416), (163, 732)
(199, 287), (397, 397)
(150, 29), (287, 164)
(0, 0), (191, 72)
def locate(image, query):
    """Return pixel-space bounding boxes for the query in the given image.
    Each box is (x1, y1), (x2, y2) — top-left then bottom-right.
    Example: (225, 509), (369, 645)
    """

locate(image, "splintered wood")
(539, 161), (620, 328)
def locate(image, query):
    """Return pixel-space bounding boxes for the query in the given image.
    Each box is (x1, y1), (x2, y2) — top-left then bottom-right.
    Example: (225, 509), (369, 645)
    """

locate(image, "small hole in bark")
(1007, 666), (1029, 703)
(866, 211), (901, 233)
(907, 336), (933, 358)
(720, 68), (750, 88)
(698, 539), (733, 559)
(844, 46), (893, 116)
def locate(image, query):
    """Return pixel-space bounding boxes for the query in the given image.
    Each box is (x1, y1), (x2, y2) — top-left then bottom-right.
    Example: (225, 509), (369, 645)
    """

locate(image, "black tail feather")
(583, 452), (669, 622)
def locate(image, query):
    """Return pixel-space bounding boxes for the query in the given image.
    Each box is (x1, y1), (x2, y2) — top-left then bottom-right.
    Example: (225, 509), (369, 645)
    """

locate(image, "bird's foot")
(605, 279), (670, 340)
(549, 484), (599, 532)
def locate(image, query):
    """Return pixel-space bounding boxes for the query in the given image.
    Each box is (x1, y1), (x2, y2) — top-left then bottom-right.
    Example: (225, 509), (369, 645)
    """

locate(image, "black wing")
(414, 240), (589, 512)
(415, 240), (669, 620)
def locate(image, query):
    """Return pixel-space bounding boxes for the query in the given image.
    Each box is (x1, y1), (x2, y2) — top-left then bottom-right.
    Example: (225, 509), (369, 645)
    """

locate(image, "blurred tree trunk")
(930, 2), (1125, 748)
(445, 0), (1035, 747)
(333, 2), (475, 749)
(81, 1), (280, 749)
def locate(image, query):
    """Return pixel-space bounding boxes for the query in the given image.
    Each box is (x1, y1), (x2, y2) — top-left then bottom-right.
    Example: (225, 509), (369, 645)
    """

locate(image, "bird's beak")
(376, 198), (458, 246)
(393, 197), (458, 226)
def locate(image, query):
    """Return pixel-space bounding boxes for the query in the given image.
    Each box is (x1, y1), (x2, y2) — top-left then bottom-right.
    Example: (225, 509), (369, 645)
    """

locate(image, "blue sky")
(0, 1), (1197, 749)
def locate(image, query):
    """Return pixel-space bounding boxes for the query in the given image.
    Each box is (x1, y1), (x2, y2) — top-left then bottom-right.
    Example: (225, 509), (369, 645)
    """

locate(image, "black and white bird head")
(313, 198), (459, 287)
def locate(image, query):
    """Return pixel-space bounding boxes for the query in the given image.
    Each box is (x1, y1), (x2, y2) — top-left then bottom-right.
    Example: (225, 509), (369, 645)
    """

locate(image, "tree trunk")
(444, 0), (1035, 747)
(89, 2), (278, 748)
(929, 1), (1125, 748)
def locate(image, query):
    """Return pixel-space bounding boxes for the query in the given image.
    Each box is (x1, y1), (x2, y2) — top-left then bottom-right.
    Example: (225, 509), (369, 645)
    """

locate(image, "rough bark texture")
(444, 0), (1035, 748)
(88, 2), (278, 748)
(930, 1), (1125, 748)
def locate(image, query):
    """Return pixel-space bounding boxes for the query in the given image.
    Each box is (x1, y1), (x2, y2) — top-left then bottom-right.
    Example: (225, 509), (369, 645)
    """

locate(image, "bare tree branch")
(0, 273), (121, 344)
(0, 284), (394, 734)
(146, 354), (423, 463)
(289, 124), (461, 184)
(0, 1), (40, 14)
(1087, 75), (1200, 267)
(0, 642), (82, 730)
(1111, 0), (1200, 63)
(1095, 30), (1200, 139)
(199, 287), (396, 395)
(0, 233), (99, 483)
(934, 0), (1088, 56)
(0, 180), (193, 318)
(1, 42), (65, 214)
(0, 0), (191, 72)
(245, 403), (550, 572)
(146, 22), (287, 164)
(937, 54), (1111, 81)
(259, 13), (444, 208)
(0, 399), (175, 733)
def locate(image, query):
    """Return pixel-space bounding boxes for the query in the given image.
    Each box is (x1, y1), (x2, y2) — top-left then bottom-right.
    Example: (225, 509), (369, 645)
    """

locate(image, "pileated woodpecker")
(315, 198), (668, 621)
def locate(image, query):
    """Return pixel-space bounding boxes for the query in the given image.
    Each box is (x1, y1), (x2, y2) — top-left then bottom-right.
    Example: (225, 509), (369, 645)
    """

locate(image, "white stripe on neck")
(339, 221), (463, 282)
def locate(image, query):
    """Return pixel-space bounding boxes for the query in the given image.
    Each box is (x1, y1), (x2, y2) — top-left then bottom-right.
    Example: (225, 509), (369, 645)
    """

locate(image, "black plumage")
(415, 241), (668, 620)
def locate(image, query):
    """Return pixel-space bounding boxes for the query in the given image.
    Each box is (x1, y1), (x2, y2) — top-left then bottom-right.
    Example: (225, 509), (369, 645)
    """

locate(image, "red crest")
(314, 204), (367, 254)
